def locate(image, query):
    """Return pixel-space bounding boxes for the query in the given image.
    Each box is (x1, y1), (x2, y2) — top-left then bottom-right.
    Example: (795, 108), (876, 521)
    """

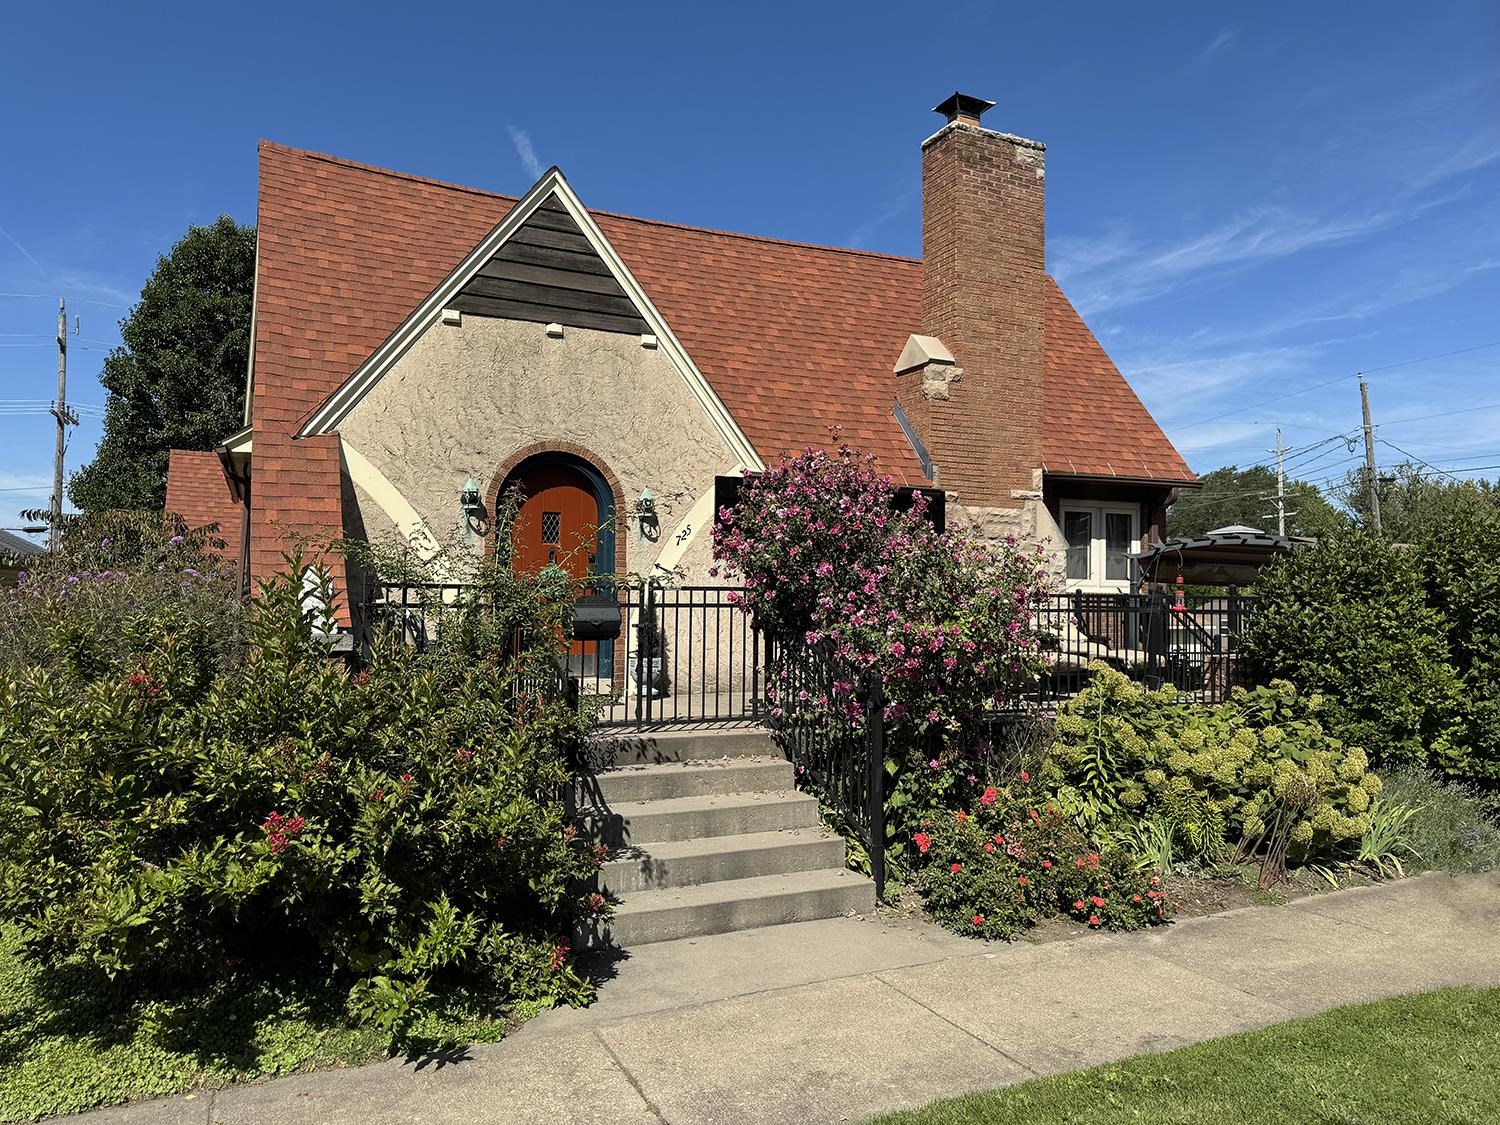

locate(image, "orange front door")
(511, 464), (600, 580)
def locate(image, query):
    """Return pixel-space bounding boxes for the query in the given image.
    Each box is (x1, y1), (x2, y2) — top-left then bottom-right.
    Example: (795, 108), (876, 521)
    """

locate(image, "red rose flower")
(972, 914), (984, 926)
(979, 786), (998, 807)
(950, 863), (962, 874)
(913, 832), (932, 855)
(1088, 914), (1101, 927)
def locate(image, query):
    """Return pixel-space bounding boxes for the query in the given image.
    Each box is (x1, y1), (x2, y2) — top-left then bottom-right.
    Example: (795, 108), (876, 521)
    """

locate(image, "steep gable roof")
(251, 141), (1192, 489)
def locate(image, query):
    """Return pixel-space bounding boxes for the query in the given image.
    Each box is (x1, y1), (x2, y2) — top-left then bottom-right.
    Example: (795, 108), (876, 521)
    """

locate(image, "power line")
(1166, 339), (1500, 433)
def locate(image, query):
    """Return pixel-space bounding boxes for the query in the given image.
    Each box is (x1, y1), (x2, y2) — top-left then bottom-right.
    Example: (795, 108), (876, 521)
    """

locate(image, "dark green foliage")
(0, 549), (603, 1050)
(1167, 464), (1345, 540)
(1405, 483), (1500, 785)
(1242, 531), (1463, 773)
(69, 216), (256, 512)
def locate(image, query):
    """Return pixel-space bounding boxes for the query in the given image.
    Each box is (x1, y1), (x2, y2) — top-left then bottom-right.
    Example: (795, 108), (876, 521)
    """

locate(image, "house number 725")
(674, 523), (693, 546)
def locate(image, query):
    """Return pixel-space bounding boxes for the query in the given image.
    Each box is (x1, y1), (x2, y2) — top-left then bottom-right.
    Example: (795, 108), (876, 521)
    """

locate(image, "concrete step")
(587, 756), (793, 805)
(593, 868), (876, 947)
(582, 728), (775, 769)
(600, 828), (846, 894)
(585, 790), (820, 847)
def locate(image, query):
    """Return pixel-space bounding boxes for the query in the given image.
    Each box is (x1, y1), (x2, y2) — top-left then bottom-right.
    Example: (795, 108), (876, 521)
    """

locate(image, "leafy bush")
(1408, 486), (1500, 785)
(1043, 666), (1382, 868)
(1242, 531), (1462, 774)
(1378, 770), (1500, 875)
(0, 510), (245, 682)
(0, 552), (602, 1044)
(913, 784), (1169, 940)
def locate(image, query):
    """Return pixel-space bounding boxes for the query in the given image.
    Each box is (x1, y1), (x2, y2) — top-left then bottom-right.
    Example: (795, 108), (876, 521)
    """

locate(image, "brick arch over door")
(485, 441), (628, 580)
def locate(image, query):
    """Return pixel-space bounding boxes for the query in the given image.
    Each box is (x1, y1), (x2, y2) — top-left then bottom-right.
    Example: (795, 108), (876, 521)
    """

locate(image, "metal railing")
(1030, 589), (1255, 706)
(363, 581), (766, 728)
(766, 639), (887, 898)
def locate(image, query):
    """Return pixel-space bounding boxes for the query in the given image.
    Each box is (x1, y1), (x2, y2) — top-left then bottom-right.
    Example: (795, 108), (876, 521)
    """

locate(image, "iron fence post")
(866, 673), (886, 901)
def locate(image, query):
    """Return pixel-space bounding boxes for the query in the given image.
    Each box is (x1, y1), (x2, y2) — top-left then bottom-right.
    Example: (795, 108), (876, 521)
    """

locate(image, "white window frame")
(1059, 503), (1140, 592)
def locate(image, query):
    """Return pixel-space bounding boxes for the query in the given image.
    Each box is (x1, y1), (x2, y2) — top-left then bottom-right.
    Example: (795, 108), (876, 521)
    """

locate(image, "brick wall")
(918, 120), (1046, 508)
(165, 449), (245, 563)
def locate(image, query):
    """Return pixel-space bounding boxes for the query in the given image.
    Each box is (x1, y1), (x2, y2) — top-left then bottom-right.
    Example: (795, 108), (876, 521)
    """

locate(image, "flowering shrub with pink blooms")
(914, 779), (1170, 939)
(0, 547), (602, 1045)
(713, 444), (1053, 834)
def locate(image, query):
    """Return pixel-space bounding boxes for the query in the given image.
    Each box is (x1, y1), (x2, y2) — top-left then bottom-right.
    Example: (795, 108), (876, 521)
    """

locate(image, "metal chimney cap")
(933, 92), (996, 124)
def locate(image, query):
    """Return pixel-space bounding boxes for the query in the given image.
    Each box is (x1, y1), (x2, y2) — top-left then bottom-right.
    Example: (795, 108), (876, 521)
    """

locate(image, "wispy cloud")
(846, 187), (915, 250)
(1191, 27), (1238, 69)
(0, 223), (44, 272)
(506, 126), (544, 181)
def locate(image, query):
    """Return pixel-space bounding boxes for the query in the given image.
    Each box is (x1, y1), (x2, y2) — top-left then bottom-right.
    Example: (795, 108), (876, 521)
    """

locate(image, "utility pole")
(1274, 426), (1286, 537)
(1360, 378), (1381, 536)
(48, 298), (78, 552)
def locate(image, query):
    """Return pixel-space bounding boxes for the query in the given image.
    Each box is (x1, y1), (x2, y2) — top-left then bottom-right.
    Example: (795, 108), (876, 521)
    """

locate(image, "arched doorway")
(499, 452), (617, 677)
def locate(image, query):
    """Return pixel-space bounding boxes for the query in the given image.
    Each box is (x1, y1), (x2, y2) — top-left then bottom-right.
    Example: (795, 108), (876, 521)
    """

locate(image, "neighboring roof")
(0, 529), (43, 557)
(165, 450), (243, 562)
(251, 141), (1192, 486)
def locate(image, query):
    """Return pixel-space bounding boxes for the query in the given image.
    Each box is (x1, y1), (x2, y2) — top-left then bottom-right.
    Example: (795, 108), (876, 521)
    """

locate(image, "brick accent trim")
(484, 441), (628, 579)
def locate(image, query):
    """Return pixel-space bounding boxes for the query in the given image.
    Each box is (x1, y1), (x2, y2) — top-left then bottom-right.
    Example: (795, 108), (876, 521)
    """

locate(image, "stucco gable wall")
(336, 315), (743, 582)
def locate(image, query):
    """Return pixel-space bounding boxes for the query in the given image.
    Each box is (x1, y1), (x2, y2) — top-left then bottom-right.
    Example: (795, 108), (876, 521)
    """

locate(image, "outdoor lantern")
(460, 478), (486, 546)
(637, 487), (660, 540)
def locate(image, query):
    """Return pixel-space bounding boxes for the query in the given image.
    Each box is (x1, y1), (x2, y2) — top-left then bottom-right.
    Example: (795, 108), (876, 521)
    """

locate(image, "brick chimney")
(903, 92), (1046, 509)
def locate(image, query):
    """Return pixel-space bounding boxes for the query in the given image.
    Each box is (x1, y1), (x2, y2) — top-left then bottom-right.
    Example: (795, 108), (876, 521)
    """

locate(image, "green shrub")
(1044, 666), (1381, 868)
(1409, 487), (1500, 785)
(1378, 770), (1500, 875)
(913, 785), (1168, 940)
(1242, 531), (1463, 775)
(0, 553), (601, 1043)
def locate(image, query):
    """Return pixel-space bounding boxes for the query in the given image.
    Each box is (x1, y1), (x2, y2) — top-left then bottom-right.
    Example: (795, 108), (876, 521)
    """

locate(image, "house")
(0, 529), (43, 587)
(167, 92), (1194, 629)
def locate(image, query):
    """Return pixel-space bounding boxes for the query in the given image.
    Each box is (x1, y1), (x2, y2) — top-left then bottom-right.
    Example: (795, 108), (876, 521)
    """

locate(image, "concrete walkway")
(90, 871), (1500, 1125)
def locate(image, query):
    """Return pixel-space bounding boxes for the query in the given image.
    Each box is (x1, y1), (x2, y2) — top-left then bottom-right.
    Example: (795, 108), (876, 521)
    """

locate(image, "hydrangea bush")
(713, 444), (1052, 780)
(1043, 664), (1382, 866)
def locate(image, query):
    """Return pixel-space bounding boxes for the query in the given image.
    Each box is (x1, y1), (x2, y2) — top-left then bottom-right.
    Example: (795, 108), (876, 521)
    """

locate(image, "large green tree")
(69, 217), (256, 511)
(1167, 465), (1346, 540)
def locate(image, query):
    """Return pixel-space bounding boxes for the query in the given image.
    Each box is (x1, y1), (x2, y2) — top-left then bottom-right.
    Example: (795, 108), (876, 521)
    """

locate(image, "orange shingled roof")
(247, 141), (1193, 567)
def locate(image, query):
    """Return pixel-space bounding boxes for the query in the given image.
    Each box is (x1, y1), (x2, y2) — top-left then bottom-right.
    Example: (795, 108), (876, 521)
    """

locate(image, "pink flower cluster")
(262, 810), (306, 856)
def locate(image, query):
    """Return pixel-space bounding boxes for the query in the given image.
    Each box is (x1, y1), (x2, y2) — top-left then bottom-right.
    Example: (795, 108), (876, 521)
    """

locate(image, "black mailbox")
(571, 594), (622, 640)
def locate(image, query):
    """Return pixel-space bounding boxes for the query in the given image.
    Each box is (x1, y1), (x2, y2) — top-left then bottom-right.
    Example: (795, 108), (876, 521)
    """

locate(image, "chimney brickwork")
(915, 98), (1047, 513)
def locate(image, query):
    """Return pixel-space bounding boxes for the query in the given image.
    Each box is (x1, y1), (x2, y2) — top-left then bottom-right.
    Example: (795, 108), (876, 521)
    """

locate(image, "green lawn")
(871, 987), (1500, 1125)
(0, 927), (528, 1123)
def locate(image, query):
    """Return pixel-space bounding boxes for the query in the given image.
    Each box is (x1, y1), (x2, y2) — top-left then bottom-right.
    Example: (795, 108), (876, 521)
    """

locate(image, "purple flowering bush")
(713, 444), (1053, 821)
(0, 510), (245, 684)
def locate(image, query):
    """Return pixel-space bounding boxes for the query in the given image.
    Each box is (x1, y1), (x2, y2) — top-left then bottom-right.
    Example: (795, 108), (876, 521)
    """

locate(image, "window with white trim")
(1059, 504), (1139, 591)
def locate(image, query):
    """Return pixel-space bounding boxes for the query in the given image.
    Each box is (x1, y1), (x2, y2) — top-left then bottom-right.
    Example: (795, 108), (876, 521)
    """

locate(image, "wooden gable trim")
(452, 200), (648, 335)
(295, 169), (763, 472)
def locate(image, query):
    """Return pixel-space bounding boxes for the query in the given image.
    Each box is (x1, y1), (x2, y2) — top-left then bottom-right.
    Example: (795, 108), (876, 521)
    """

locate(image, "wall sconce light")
(460, 477), (487, 547)
(637, 487), (660, 541)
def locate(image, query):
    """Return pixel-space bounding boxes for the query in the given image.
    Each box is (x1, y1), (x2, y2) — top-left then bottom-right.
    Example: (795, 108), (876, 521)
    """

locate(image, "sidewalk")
(91, 871), (1500, 1125)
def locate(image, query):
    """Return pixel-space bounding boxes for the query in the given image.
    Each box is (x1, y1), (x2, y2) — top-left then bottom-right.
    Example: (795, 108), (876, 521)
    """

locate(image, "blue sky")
(2, 2), (1497, 537)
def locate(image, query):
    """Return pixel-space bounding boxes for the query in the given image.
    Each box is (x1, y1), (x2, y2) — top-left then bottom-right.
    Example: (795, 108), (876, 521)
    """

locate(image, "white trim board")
(296, 169), (764, 474)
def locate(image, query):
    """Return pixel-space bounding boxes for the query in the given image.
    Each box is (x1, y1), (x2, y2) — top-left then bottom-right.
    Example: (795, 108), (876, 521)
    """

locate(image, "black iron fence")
(766, 639), (888, 897)
(1030, 588), (1255, 705)
(363, 581), (766, 728)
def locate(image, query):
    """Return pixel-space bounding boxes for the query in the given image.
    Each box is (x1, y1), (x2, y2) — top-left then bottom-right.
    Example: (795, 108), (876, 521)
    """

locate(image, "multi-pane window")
(541, 511), (561, 545)
(1059, 505), (1139, 590)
